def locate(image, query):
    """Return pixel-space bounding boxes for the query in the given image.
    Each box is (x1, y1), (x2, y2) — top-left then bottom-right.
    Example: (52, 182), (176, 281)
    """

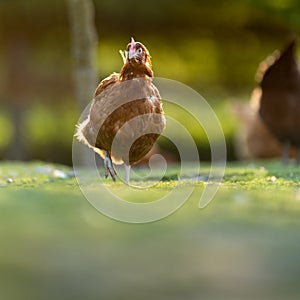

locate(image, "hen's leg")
(104, 151), (116, 181)
(124, 164), (131, 185)
(281, 141), (290, 165)
(296, 148), (300, 165)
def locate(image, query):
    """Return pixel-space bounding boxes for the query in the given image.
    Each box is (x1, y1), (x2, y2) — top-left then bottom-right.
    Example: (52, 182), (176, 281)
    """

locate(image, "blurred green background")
(1, 0), (300, 163)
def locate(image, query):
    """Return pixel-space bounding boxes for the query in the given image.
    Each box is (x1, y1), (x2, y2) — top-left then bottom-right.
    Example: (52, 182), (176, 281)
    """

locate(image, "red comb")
(129, 37), (135, 50)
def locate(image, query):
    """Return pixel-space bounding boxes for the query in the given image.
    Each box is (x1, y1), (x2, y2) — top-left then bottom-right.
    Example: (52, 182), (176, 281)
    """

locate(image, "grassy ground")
(1, 160), (300, 300)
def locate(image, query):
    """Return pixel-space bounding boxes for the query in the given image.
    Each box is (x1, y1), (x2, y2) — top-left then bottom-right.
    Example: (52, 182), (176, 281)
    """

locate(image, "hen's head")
(120, 38), (153, 79)
(126, 37), (151, 65)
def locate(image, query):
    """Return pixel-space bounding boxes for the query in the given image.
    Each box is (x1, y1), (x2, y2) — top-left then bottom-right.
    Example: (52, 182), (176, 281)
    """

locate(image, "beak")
(128, 49), (137, 60)
(128, 37), (137, 60)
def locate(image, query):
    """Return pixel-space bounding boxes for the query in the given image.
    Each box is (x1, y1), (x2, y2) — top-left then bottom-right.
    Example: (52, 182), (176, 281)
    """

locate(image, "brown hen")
(76, 38), (165, 183)
(258, 38), (300, 164)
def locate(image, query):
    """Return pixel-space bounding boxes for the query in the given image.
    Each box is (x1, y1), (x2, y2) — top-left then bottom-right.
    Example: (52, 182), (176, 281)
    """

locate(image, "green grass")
(1, 160), (300, 300)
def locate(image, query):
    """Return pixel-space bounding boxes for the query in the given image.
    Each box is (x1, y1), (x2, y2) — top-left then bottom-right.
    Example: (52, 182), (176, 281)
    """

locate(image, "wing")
(76, 72), (120, 153)
(94, 72), (119, 97)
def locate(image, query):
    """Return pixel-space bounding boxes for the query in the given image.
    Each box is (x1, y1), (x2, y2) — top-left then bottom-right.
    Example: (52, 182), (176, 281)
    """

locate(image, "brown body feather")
(77, 40), (165, 166)
(259, 39), (300, 149)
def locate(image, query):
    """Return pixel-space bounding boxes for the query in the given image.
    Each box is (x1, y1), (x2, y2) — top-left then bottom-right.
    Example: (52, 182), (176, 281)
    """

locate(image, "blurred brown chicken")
(76, 38), (165, 183)
(258, 37), (300, 164)
(232, 91), (284, 160)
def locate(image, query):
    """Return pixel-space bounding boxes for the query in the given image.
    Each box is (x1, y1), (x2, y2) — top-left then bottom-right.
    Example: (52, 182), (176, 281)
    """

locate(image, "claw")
(104, 151), (117, 181)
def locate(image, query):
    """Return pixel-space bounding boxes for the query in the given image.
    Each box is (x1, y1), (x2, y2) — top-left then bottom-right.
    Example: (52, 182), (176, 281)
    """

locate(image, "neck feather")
(120, 61), (153, 80)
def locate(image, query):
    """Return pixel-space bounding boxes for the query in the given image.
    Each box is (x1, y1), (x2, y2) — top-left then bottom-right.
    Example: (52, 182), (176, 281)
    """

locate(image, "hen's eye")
(138, 48), (143, 54)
